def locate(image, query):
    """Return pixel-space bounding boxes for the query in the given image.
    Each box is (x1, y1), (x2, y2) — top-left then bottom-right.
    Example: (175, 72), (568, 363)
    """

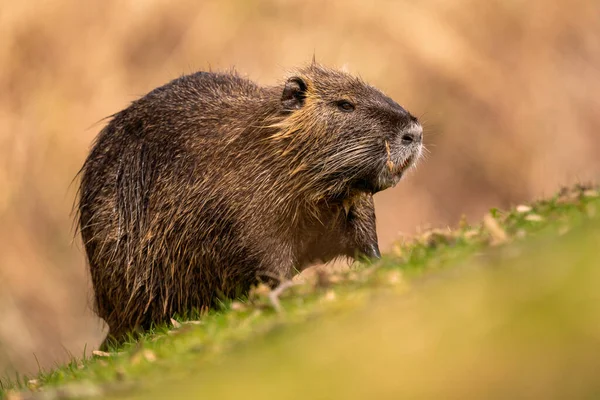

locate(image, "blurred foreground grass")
(1, 184), (599, 399)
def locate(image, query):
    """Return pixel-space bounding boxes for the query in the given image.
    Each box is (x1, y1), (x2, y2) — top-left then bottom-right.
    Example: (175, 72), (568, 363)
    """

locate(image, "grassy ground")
(1, 184), (599, 399)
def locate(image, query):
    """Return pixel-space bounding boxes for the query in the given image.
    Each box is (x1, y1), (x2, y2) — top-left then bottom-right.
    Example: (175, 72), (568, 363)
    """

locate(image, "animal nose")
(400, 124), (423, 145)
(401, 134), (415, 145)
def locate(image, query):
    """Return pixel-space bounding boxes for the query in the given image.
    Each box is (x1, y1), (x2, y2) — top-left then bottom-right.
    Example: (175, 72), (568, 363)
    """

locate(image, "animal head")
(271, 63), (423, 198)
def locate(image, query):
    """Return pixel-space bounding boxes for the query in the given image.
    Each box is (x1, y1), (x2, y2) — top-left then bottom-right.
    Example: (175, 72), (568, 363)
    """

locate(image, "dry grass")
(0, 0), (599, 376)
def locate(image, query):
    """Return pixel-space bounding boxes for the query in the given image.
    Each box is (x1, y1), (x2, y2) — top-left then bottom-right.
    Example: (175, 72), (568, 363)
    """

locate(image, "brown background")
(1, 0), (599, 377)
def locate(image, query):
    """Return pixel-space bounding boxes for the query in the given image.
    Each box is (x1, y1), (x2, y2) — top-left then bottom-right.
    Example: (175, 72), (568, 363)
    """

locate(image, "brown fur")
(77, 63), (423, 348)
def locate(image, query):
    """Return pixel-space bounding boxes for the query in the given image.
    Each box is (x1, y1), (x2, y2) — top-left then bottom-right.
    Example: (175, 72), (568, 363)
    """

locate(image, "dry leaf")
(324, 290), (336, 301)
(347, 272), (359, 282)
(392, 244), (404, 258)
(182, 320), (202, 325)
(525, 214), (543, 222)
(250, 283), (271, 297)
(387, 270), (402, 284)
(27, 379), (39, 389)
(516, 205), (532, 213)
(483, 214), (508, 245)
(463, 229), (479, 239)
(92, 350), (111, 358)
(170, 318), (181, 329)
(583, 189), (598, 198)
(143, 349), (157, 362)
(5, 391), (24, 400)
(131, 349), (157, 364)
(420, 229), (454, 247)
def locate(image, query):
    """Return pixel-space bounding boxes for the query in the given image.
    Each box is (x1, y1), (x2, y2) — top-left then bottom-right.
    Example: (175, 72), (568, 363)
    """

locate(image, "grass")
(1, 183), (599, 399)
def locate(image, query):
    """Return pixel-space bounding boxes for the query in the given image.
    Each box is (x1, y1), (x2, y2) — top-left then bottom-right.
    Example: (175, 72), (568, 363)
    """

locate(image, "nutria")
(77, 63), (423, 347)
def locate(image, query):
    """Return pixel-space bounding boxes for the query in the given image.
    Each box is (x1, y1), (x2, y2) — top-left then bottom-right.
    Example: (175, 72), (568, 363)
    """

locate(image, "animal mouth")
(391, 155), (415, 176)
(352, 154), (416, 195)
(380, 154), (415, 190)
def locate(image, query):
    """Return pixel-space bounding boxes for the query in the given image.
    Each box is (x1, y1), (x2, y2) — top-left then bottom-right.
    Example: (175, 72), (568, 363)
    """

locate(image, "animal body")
(77, 63), (423, 347)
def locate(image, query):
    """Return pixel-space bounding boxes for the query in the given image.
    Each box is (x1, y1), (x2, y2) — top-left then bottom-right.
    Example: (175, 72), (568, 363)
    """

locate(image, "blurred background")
(0, 0), (599, 378)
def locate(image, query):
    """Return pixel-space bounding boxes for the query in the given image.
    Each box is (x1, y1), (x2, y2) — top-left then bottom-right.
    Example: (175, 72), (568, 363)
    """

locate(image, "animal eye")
(336, 100), (355, 112)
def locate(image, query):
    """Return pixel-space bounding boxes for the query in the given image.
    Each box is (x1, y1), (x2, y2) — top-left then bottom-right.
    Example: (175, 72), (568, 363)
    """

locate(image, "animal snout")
(400, 123), (423, 145)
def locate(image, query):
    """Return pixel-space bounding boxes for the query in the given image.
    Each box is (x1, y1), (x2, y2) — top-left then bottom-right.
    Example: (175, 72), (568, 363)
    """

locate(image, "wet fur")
(77, 63), (422, 347)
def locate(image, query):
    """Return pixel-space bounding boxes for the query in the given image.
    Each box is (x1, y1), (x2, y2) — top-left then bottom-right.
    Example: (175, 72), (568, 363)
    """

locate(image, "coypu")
(77, 63), (423, 347)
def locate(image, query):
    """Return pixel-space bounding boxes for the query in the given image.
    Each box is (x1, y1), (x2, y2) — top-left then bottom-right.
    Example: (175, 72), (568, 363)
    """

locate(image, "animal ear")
(281, 77), (307, 110)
